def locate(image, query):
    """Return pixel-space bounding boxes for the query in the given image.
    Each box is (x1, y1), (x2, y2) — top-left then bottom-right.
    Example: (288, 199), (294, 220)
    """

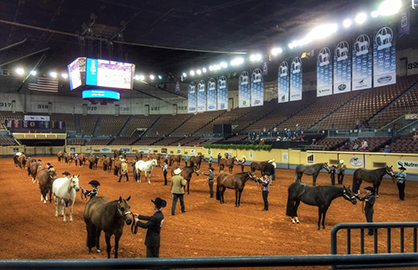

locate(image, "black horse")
(83, 196), (132, 258)
(294, 163), (329, 186)
(352, 166), (394, 197)
(286, 182), (357, 230)
(216, 171), (258, 207)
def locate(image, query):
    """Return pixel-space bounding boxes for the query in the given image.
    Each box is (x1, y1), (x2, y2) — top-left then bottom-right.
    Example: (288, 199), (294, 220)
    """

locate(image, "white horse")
(134, 159), (158, 184)
(52, 175), (80, 222)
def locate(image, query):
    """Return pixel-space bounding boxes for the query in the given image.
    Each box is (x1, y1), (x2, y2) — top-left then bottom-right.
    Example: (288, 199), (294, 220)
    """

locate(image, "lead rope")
(131, 212), (138, 234)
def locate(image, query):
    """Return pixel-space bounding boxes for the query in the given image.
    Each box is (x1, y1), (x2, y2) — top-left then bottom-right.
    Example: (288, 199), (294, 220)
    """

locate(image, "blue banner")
(278, 61), (290, 103)
(317, 47), (333, 97)
(290, 57), (302, 101)
(217, 76), (228, 110)
(188, 82), (197, 113)
(333, 41), (351, 94)
(251, 68), (263, 106)
(197, 80), (206, 112)
(399, 10), (410, 37)
(239, 71), (250, 108)
(207, 78), (217, 111)
(373, 27), (396, 87)
(352, 34), (372, 91)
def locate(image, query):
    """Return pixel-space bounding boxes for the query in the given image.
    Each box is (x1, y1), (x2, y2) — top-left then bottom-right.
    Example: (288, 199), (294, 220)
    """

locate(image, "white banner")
(373, 27), (396, 87)
(24, 115), (50, 121)
(333, 41), (352, 94)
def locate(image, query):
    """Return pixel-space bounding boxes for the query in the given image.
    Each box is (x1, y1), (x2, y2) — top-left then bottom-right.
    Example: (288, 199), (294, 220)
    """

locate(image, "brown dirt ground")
(0, 156), (417, 270)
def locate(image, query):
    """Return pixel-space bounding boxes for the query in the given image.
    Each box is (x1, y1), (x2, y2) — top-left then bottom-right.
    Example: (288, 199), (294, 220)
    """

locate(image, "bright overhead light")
(49, 71), (57, 78)
(220, 62), (228, 68)
(308, 24), (338, 40)
(190, 70), (195, 76)
(378, 0), (402, 16)
(150, 75), (155, 80)
(15, 68), (24, 75)
(343, 19), (352, 28)
(271, 47), (283, 56)
(158, 75), (162, 80)
(288, 43), (294, 49)
(182, 72), (187, 77)
(230, 57), (244, 66)
(355, 13), (367, 24)
(139, 75), (145, 80)
(250, 54), (262, 62)
(209, 66), (213, 71)
(30, 70), (37, 76)
(202, 68), (207, 73)
(134, 75), (140, 80)
(61, 73), (68, 79)
(371, 11), (379, 18)
(196, 69), (202, 75)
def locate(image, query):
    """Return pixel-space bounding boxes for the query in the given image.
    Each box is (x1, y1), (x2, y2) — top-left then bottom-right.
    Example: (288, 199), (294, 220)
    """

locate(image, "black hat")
(209, 167), (215, 171)
(47, 163), (51, 165)
(151, 197), (167, 208)
(88, 180), (101, 186)
(399, 166), (406, 171)
(364, 186), (375, 193)
(263, 171), (271, 176)
(62, 171), (71, 176)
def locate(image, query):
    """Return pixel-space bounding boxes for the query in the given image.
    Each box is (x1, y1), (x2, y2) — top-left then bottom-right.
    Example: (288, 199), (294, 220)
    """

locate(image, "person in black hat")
(258, 172), (271, 211)
(356, 186), (376, 235)
(203, 167), (215, 198)
(134, 197), (167, 258)
(329, 165), (336, 186)
(394, 166), (407, 201)
(62, 171), (71, 178)
(82, 180), (100, 199)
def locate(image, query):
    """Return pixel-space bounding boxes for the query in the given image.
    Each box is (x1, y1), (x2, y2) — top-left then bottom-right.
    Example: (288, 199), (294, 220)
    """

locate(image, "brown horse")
(250, 161), (269, 173)
(89, 155), (99, 170)
(65, 153), (74, 165)
(84, 196), (132, 258)
(57, 151), (64, 162)
(171, 165), (200, 194)
(219, 157), (237, 173)
(102, 156), (112, 172)
(114, 150), (122, 158)
(135, 151), (144, 161)
(38, 168), (57, 203)
(153, 153), (163, 165)
(352, 166), (395, 197)
(169, 155), (182, 166)
(17, 155), (27, 169)
(28, 162), (41, 183)
(216, 171), (257, 207)
(113, 159), (122, 176)
(78, 154), (87, 167)
(190, 154), (205, 169)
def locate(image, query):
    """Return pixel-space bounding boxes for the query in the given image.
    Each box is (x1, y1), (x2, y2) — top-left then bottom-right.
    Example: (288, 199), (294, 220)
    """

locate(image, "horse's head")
(323, 163), (330, 172)
(70, 175), (81, 192)
(117, 196), (132, 225)
(386, 166), (395, 178)
(247, 171), (257, 182)
(342, 186), (357, 205)
(49, 169), (57, 179)
(193, 166), (200, 176)
(151, 159), (158, 166)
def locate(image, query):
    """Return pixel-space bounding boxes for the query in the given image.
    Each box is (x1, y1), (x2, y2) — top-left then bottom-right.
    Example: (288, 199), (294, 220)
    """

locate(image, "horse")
(189, 154), (205, 169)
(28, 162), (41, 183)
(64, 153), (74, 165)
(171, 165), (200, 194)
(294, 163), (329, 186)
(352, 166), (395, 197)
(84, 196), (132, 258)
(286, 182), (357, 230)
(38, 168), (57, 203)
(89, 155), (99, 170)
(78, 154), (87, 167)
(216, 171), (258, 207)
(17, 155), (27, 169)
(153, 153), (164, 165)
(102, 156), (112, 172)
(113, 158), (122, 176)
(169, 155), (182, 166)
(219, 157), (237, 174)
(134, 159), (158, 183)
(57, 151), (64, 162)
(52, 175), (81, 222)
(13, 154), (20, 167)
(135, 151), (144, 161)
(114, 150), (122, 158)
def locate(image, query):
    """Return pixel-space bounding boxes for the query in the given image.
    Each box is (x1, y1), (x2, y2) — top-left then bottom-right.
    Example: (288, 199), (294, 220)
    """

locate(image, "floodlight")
(49, 71), (57, 78)
(378, 0), (402, 16)
(343, 19), (352, 28)
(355, 13), (367, 24)
(15, 68), (24, 75)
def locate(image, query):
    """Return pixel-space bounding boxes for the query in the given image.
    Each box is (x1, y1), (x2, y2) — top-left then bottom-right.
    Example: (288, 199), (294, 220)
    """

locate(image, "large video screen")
(67, 57), (86, 90)
(86, 58), (135, 90)
(82, 89), (120, 100)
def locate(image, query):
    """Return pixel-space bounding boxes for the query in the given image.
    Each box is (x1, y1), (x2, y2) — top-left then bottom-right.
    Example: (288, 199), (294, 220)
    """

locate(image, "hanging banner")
(175, 81), (180, 93)
(278, 61), (290, 103)
(373, 26), (396, 87)
(333, 41), (351, 94)
(197, 80), (206, 112)
(352, 34), (372, 91)
(317, 47), (333, 97)
(251, 68), (263, 106)
(239, 71), (250, 108)
(188, 81), (197, 113)
(399, 10), (410, 37)
(262, 61), (268, 76)
(290, 57), (302, 101)
(217, 76), (228, 110)
(207, 78), (217, 111)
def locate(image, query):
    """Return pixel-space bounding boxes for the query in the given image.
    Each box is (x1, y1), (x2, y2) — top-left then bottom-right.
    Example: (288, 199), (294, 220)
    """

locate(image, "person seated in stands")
(413, 132), (418, 141)
(283, 137), (288, 142)
(263, 127), (267, 132)
(353, 143), (360, 151)
(361, 140), (368, 151)
(273, 127), (278, 132)
(259, 139), (265, 145)
(311, 139), (317, 146)
(276, 136), (282, 141)
(342, 142), (349, 150)
(383, 145), (391, 153)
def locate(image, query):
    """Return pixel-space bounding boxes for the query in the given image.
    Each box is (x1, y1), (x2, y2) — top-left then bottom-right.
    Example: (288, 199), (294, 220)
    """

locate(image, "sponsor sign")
(217, 76), (228, 110)
(333, 41), (351, 94)
(290, 57), (302, 101)
(190, 149), (196, 155)
(121, 148), (130, 152)
(70, 148), (75, 153)
(251, 68), (264, 106)
(249, 151), (253, 159)
(397, 160), (418, 170)
(352, 34), (372, 90)
(197, 80), (206, 112)
(24, 115), (50, 121)
(207, 78), (217, 111)
(101, 148), (111, 152)
(307, 153), (314, 164)
(349, 157), (363, 167)
(282, 152), (289, 162)
(405, 114), (418, 120)
(161, 148), (167, 154)
(188, 82), (197, 113)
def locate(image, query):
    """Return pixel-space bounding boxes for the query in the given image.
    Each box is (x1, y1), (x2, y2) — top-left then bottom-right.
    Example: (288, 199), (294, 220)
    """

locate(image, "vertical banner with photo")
(317, 47), (333, 97)
(239, 71), (250, 108)
(290, 57), (302, 101)
(278, 61), (290, 103)
(217, 76), (228, 110)
(251, 68), (263, 107)
(207, 78), (217, 111)
(373, 26), (396, 87)
(197, 80), (206, 112)
(352, 34), (372, 90)
(333, 41), (352, 94)
(188, 81), (197, 113)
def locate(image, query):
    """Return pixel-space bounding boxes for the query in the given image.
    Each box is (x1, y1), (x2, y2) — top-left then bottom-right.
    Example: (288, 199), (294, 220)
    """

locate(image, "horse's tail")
(216, 184), (220, 200)
(87, 224), (97, 248)
(294, 171), (301, 183)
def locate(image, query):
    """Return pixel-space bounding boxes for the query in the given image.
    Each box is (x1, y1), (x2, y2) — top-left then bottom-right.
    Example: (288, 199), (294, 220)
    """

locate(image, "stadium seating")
(97, 115), (129, 136)
(49, 114), (76, 131)
(174, 136), (199, 146)
(195, 108), (251, 135)
(133, 137), (161, 145)
(224, 134), (248, 142)
(170, 111), (224, 137)
(311, 137), (349, 151)
(153, 136), (182, 146)
(122, 115), (160, 137)
(88, 138), (112, 145)
(146, 115), (191, 137)
(110, 137), (138, 145)
(79, 115), (99, 136)
(69, 139), (86, 145)
(0, 137), (16, 146)
(338, 137), (391, 152)
(389, 132), (418, 153)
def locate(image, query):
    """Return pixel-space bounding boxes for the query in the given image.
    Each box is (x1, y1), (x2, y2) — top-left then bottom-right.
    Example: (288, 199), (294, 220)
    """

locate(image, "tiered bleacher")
(98, 115), (129, 137)
(79, 115), (99, 136)
(110, 137), (138, 145)
(88, 138), (112, 145)
(0, 137), (16, 146)
(123, 115), (160, 137)
(389, 132), (418, 153)
(338, 137), (391, 152)
(69, 139), (86, 145)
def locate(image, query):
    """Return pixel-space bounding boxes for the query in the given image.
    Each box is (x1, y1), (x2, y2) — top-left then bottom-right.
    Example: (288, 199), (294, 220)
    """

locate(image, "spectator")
(353, 143), (360, 151)
(413, 132), (418, 141)
(311, 139), (317, 146)
(361, 140), (368, 151)
(296, 124), (301, 137)
(276, 136), (282, 141)
(355, 120), (360, 130)
(259, 138), (265, 145)
(273, 127), (278, 132)
(383, 145), (391, 153)
(342, 142), (349, 150)
(286, 129), (292, 138)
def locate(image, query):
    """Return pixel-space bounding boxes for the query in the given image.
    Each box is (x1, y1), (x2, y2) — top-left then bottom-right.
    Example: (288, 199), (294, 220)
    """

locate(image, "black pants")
(262, 191), (269, 210)
(209, 182), (214, 198)
(118, 173), (129, 182)
(338, 173), (344, 184)
(365, 209), (374, 235)
(330, 174), (335, 186)
(146, 246), (160, 258)
(163, 171), (168, 185)
(397, 182), (405, 200)
(171, 194), (185, 215)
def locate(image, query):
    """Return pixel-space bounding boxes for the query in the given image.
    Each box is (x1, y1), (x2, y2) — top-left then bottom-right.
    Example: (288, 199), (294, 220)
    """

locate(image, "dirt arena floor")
(0, 156), (417, 269)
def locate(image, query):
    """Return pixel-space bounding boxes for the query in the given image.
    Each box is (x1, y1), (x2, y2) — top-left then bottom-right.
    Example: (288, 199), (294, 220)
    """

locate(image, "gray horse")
(294, 163), (329, 186)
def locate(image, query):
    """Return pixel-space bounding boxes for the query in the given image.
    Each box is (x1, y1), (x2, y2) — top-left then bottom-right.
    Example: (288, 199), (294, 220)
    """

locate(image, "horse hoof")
(291, 219), (296, 224)
(97, 250), (101, 253)
(317, 227), (321, 230)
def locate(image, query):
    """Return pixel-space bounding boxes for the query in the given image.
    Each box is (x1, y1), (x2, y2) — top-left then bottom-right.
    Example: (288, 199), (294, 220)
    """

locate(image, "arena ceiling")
(0, 0), (377, 77)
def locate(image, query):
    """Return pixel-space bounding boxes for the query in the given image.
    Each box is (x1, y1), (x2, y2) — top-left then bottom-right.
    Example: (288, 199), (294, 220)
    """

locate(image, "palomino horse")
(113, 158), (122, 176)
(52, 175), (80, 222)
(352, 166), (395, 197)
(294, 163), (330, 186)
(171, 165), (200, 194)
(57, 151), (64, 162)
(28, 162), (41, 183)
(286, 182), (357, 230)
(84, 196), (132, 259)
(38, 168), (57, 203)
(189, 154), (205, 169)
(216, 171), (257, 207)
(89, 155), (99, 170)
(134, 159), (158, 183)
(169, 155), (182, 166)
(219, 157), (237, 173)
(78, 154), (87, 167)
(64, 153), (74, 165)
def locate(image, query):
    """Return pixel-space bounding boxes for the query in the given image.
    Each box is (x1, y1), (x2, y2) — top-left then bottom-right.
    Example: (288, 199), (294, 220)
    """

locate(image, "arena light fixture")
(202, 68), (207, 73)
(134, 75), (140, 80)
(355, 12), (367, 24)
(30, 70), (37, 76)
(230, 57), (244, 66)
(150, 75), (155, 80)
(158, 75), (163, 80)
(182, 72), (187, 77)
(220, 62), (228, 68)
(271, 47), (283, 56)
(378, 0), (402, 16)
(209, 66), (213, 71)
(139, 75), (145, 80)
(190, 70), (195, 76)
(15, 67), (24, 75)
(250, 54), (262, 62)
(49, 71), (57, 78)
(61, 73), (68, 79)
(196, 69), (202, 75)
(343, 19), (352, 28)
(371, 11), (380, 18)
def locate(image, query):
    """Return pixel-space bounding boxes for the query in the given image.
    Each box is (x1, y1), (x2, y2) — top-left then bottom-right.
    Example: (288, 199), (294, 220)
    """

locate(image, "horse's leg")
(221, 187), (226, 204)
(235, 189), (239, 207)
(86, 225), (93, 254)
(238, 189), (243, 207)
(313, 174), (318, 186)
(187, 179), (190, 195)
(322, 206), (329, 230)
(62, 201), (67, 222)
(294, 200), (301, 224)
(96, 229), (101, 253)
(317, 207), (323, 230)
(114, 233), (121, 259)
(54, 197), (59, 217)
(69, 201), (74, 222)
(105, 232), (112, 259)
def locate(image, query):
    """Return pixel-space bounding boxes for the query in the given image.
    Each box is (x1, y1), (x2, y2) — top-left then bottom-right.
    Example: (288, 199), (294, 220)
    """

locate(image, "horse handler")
(203, 167), (215, 198)
(81, 180), (100, 199)
(171, 168), (187, 215)
(394, 166), (407, 201)
(258, 172), (271, 211)
(337, 160), (347, 185)
(356, 186), (376, 235)
(134, 197), (167, 258)
(118, 158), (129, 182)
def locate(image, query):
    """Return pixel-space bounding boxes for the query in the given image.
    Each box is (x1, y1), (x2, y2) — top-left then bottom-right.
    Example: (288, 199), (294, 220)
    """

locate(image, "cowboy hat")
(340, 160), (344, 164)
(88, 180), (101, 186)
(268, 159), (275, 163)
(364, 186), (375, 193)
(399, 166), (406, 171)
(242, 156), (246, 159)
(209, 167), (215, 171)
(152, 197), (167, 208)
(174, 168), (182, 175)
(262, 171), (271, 176)
(62, 171), (71, 176)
